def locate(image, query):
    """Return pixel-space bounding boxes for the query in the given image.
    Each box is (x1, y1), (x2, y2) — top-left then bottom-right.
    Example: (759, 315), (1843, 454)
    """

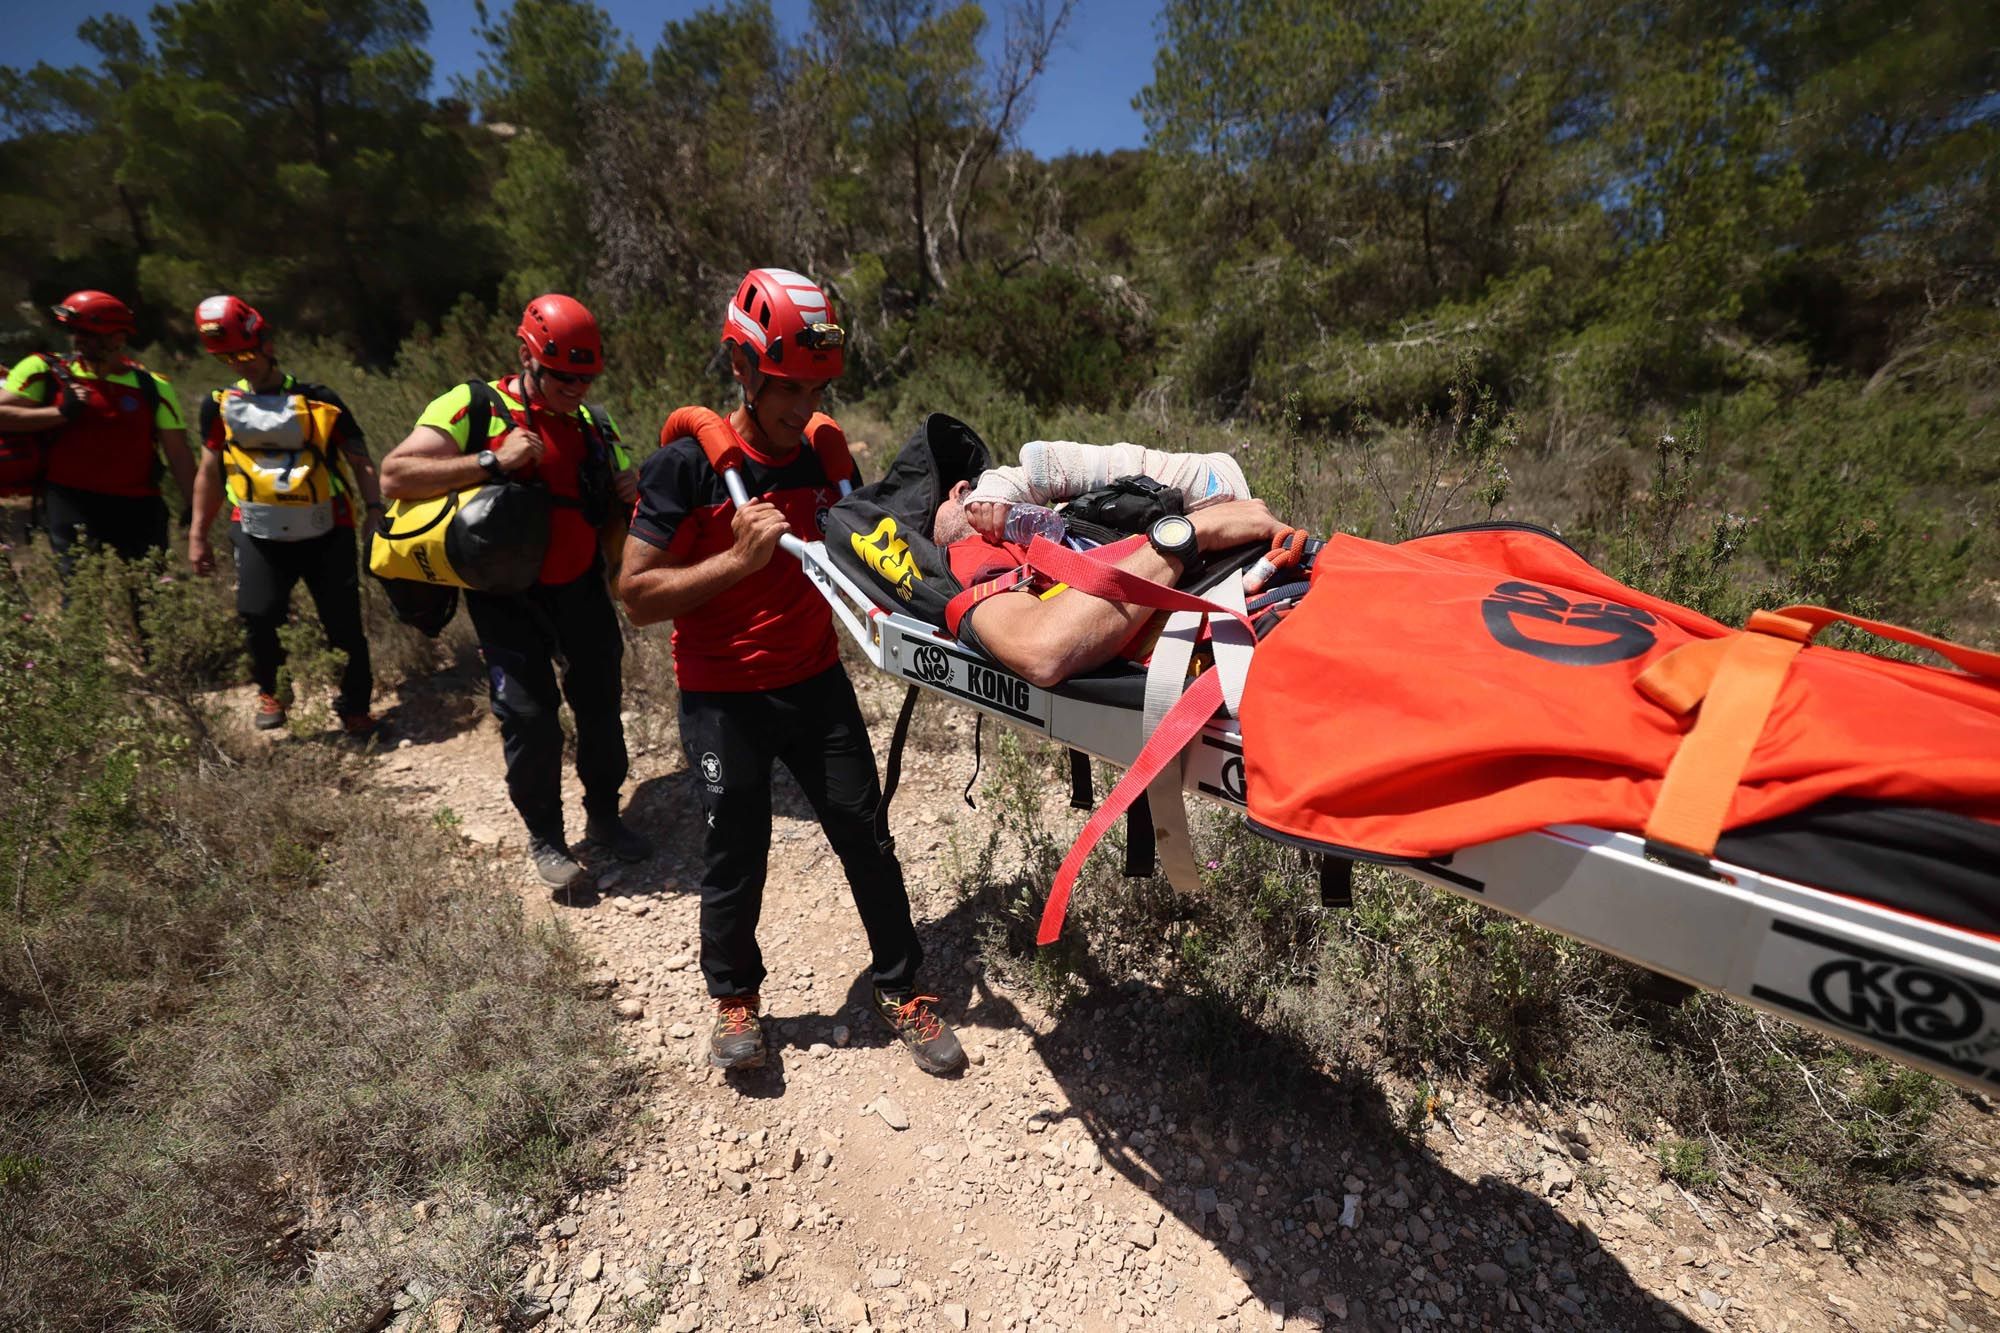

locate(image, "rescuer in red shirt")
(620, 268), (964, 1077)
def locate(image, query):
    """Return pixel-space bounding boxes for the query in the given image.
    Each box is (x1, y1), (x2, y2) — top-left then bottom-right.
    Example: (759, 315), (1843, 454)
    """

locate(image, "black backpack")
(822, 412), (990, 627)
(1057, 474), (1186, 545)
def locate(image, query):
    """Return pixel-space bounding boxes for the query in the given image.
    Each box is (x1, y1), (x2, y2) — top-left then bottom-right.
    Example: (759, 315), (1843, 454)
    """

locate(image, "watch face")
(1152, 514), (1195, 549)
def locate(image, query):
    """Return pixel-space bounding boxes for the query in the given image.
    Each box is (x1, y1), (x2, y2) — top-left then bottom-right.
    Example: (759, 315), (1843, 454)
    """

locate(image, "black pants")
(466, 569), (627, 842)
(232, 525), (373, 716)
(43, 483), (168, 579)
(679, 665), (921, 1000)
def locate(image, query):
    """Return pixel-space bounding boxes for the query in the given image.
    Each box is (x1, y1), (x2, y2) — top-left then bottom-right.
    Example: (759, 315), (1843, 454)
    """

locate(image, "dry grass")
(0, 549), (628, 1332)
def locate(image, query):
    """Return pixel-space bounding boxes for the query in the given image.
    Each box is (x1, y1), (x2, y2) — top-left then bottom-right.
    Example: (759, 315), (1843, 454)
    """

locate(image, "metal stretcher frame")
(790, 534), (2000, 1099)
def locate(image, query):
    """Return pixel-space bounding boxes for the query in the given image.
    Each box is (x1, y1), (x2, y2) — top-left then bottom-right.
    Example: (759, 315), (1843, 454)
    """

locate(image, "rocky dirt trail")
(353, 663), (2000, 1333)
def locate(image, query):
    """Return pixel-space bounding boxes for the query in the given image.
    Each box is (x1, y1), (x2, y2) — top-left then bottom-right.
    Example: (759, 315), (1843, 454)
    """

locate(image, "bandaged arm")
(965, 440), (1250, 512)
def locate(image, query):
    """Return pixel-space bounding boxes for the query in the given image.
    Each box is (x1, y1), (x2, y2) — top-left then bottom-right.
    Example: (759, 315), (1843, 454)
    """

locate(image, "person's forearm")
(1041, 544), (1184, 675)
(619, 545), (753, 626)
(343, 445), (384, 507)
(980, 543), (1185, 687)
(966, 460), (1033, 508)
(380, 451), (486, 501)
(160, 436), (197, 513)
(191, 456), (224, 535)
(0, 402), (64, 432)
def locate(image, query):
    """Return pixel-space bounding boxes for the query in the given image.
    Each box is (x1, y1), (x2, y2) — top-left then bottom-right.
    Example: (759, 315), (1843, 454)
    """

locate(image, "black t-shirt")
(631, 430), (850, 691)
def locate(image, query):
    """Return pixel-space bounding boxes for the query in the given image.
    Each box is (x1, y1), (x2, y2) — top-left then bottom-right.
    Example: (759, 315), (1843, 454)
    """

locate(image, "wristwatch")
(477, 448), (504, 480)
(1147, 513), (1199, 568)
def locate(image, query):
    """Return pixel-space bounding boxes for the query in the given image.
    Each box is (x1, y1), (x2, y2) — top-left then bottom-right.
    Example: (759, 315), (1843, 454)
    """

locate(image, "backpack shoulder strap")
(577, 402), (611, 457)
(124, 361), (162, 441)
(461, 379), (509, 456)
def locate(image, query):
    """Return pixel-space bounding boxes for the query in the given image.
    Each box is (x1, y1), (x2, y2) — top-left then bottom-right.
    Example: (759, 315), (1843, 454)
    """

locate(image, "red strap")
(1024, 542), (1259, 946)
(1019, 535), (1251, 625)
(1038, 670), (1226, 945)
(944, 567), (1032, 637)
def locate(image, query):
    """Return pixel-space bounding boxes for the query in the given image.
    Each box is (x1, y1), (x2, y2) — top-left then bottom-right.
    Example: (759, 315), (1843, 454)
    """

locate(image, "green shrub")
(1657, 1137), (1718, 1189)
(1728, 379), (1986, 621)
(911, 263), (1154, 411)
(876, 355), (1042, 465)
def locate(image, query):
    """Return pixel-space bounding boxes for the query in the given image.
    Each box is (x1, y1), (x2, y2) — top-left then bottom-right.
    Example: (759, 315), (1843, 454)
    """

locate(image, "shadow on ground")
(876, 895), (1689, 1332)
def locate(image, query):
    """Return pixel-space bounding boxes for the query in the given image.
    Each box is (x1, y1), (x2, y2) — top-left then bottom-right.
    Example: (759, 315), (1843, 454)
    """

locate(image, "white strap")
(1206, 572), (1254, 717)
(1138, 603), (1210, 899)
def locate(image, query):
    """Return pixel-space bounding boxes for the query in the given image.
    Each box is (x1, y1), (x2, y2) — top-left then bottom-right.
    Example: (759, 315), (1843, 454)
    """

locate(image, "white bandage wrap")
(965, 440), (1250, 512)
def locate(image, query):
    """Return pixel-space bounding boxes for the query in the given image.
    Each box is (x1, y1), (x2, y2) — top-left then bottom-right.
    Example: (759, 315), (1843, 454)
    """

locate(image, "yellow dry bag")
(368, 480), (550, 594)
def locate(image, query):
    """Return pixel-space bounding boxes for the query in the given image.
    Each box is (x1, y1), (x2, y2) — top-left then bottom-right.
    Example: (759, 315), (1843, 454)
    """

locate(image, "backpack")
(820, 412), (990, 625)
(1056, 474), (1186, 544)
(0, 355), (161, 499)
(213, 384), (350, 540)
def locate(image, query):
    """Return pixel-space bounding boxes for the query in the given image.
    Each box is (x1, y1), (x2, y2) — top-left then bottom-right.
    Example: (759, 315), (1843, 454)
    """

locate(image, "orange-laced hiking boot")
(871, 989), (965, 1075)
(253, 692), (287, 731)
(709, 994), (766, 1070)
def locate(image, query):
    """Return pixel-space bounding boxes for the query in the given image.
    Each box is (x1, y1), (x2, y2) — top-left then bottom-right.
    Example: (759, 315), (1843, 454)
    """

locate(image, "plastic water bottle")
(1003, 503), (1067, 546)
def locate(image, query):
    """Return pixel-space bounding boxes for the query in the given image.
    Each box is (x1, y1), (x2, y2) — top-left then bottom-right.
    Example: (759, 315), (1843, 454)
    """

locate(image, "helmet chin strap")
(520, 360), (554, 408)
(733, 357), (778, 449)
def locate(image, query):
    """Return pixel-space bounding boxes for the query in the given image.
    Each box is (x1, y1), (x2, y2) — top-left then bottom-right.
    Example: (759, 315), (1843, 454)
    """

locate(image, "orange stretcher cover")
(1240, 526), (2000, 861)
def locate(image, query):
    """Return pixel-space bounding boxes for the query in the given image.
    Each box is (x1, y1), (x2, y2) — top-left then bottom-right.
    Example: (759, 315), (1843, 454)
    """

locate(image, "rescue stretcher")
(720, 465), (2000, 1100)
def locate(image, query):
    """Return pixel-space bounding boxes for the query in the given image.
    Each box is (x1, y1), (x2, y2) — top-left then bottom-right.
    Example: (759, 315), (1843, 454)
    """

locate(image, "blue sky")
(3, 0), (1160, 158)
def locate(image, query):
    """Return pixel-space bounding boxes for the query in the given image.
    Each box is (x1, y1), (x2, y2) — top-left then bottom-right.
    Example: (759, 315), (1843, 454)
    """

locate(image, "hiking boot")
(708, 995), (766, 1070)
(871, 988), (966, 1075)
(340, 711), (380, 741)
(528, 834), (585, 890)
(583, 815), (653, 863)
(253, 692), (287, 731)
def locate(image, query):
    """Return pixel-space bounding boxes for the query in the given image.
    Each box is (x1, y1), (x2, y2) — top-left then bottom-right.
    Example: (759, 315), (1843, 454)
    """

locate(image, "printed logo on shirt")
(700, 751), (723, 791)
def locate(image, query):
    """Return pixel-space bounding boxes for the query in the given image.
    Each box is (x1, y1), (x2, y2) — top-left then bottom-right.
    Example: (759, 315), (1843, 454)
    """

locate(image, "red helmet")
(51, 290), (136, 336)
(722, 268), (845, 381)
(517, 294), (602, 374)
(194, 294), (268, 355)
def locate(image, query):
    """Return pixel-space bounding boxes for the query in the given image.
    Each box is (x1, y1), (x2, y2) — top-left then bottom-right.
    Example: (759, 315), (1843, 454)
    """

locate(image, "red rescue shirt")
(630, 419), (848, 691)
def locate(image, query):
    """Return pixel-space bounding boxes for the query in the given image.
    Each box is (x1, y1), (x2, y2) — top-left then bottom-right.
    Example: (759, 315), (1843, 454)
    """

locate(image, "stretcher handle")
(722, 466), (805, 559)
(719, 465), (851, 562)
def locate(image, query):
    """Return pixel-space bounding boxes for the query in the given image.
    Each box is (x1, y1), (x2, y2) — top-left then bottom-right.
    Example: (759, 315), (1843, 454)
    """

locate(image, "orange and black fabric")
(1240, 523), (2000, 862)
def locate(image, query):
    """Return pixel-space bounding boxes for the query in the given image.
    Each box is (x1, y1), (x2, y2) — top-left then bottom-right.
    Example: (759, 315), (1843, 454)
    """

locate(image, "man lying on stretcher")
(930, 439), (1284, 687)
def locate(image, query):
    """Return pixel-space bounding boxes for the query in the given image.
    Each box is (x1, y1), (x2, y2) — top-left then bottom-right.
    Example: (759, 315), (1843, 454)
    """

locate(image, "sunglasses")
(213, 348), (264, 366)
(540, 367), (596, 386)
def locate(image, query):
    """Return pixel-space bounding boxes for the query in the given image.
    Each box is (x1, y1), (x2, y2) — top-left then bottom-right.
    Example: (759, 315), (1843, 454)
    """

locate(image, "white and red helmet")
(722, 268), (845, 381)
(194, 294), (268, 355)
